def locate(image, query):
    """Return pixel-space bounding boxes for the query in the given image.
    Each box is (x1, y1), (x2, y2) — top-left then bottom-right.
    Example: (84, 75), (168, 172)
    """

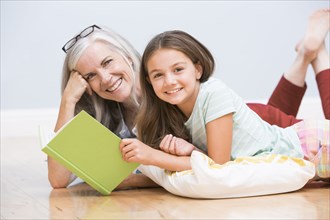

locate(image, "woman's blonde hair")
(136, 30), (215, 148)
(61, 26), (141, 131)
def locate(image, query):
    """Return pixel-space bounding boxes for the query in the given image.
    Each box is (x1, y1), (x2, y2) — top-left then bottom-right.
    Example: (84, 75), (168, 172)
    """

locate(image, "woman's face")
(76, 41), (134, 103)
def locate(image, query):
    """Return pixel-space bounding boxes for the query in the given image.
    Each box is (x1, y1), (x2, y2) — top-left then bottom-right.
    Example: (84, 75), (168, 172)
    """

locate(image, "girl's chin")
(162, 97), (181, 105)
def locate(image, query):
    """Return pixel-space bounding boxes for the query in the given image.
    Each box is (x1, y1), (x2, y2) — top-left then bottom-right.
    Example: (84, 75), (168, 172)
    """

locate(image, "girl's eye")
(153, 73), (162, 79)
(174, 67), (183, 73)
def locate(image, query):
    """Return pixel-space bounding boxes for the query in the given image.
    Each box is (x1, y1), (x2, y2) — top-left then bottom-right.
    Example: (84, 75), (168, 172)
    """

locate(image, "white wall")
(1, 1), (329, 137)
(1, 1), (329, 110)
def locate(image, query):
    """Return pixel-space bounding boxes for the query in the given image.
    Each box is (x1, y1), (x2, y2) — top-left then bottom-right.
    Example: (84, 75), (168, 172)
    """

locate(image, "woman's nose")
(100, 71), (112, 87)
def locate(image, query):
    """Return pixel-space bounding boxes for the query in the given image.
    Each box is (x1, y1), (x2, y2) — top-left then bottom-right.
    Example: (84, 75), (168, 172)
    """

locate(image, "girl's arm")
(206, 113), (233, 164)
(123, 113), (233, 169)
(120, 139), (192, 171)
(159, 134), (197, 156)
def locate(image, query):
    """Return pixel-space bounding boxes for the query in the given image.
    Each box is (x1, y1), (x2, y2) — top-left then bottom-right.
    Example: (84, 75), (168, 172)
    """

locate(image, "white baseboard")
(0, 97), (324, 138)
(246, 97), (324, 120)
(296, 97), (324, 119)
(1, 108), (58, 138)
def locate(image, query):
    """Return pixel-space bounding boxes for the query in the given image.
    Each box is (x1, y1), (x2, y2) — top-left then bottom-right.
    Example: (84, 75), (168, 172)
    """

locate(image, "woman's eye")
(85, 73), (96, 81)
(103, 59), (113, 67)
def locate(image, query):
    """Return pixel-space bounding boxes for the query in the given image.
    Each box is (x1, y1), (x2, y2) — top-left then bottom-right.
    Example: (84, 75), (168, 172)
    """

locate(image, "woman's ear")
(127, 57), (134, 66)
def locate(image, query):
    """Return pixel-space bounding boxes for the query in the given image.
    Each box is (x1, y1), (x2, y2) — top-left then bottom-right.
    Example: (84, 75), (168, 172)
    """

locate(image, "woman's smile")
(107, 77), (123, 93)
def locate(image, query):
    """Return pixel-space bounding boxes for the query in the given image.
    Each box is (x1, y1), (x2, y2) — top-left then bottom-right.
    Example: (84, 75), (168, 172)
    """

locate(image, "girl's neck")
(178, 83), (200, 118)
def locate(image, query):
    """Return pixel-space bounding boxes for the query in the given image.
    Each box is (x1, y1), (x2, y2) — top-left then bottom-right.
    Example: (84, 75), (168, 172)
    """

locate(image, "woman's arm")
(206, 113), (233, 164)
(48, 97), (77, 188)
(48, 71), (92, 188)
(115, 173), (160, 190)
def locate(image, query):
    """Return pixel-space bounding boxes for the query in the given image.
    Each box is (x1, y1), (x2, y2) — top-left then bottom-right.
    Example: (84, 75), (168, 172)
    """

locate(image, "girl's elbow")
(212, 156), (230, 165)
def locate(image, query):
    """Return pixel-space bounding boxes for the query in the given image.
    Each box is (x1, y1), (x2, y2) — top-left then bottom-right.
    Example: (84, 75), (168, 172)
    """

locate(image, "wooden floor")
(1, 137), (329, 220)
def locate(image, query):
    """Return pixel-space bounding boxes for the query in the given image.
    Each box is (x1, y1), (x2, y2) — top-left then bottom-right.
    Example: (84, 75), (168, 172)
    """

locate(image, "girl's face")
(76, 41), (134, 104)
(147, 48), (202, 117)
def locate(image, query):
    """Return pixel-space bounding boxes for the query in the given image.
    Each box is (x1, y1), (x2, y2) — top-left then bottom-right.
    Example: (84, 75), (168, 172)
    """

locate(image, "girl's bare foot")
(295, 9), (330, 62)
(286, 9), (329, 87)
(303, 9), (330, 57)
(311, 43), (330, 75)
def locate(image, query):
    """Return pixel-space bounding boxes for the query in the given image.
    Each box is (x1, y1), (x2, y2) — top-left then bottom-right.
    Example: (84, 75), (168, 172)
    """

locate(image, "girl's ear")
(195, 62), (203, 80)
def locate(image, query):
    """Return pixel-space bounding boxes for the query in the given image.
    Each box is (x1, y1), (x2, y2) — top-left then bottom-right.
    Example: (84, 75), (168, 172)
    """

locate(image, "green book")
(41, 110), (139, 195)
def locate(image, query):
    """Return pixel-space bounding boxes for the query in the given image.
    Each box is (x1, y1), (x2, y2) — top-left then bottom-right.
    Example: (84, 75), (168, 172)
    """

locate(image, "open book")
(41, 110), (139, 195)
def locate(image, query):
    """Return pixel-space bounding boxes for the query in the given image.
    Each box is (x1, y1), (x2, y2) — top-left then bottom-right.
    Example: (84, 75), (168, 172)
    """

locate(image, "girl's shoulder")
(201, 77), (229, 91)
(200, 77), (241, 102)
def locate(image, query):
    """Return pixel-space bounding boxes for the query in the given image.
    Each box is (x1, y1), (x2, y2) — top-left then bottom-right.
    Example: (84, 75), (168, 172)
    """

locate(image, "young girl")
(123, 30), (329, 179)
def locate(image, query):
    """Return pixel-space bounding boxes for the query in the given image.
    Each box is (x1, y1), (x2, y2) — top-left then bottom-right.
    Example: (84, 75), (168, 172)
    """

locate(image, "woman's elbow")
(48, 175), (70, 189)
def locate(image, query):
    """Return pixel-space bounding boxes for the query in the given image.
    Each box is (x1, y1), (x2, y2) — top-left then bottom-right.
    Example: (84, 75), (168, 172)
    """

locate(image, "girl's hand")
(62, 70), (92, 104)
(160, 134), (195, 156)
(120, 139), (154, 165)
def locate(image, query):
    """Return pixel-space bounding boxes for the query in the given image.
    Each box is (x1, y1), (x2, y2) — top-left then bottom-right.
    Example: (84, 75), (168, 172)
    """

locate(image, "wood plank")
(1, 179), (49, 219)
(1, 137), (329, 219)
(46, 181), (330, 219)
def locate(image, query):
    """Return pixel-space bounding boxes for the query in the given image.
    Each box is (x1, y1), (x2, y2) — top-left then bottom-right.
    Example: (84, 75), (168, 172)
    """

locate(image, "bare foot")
(295, 9), (330, 61)
(311, 42), (330, 74)
(286, 9), (329, 87)
(303, 9), (330, 55)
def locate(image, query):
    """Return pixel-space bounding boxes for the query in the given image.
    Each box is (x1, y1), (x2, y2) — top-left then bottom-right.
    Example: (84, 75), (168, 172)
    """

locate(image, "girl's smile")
(165, 87), (183, 95)
(147, 48), (202, 117)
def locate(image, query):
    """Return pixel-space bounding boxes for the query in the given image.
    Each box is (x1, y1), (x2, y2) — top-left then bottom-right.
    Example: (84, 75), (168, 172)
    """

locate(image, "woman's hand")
(159, 134), (195, 156)
(62, 70), (92, 104)
(120, 138), (155, 165)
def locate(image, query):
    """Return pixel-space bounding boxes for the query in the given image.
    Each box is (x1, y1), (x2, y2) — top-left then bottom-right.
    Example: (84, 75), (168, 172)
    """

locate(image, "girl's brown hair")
(136, 30), (215, 148)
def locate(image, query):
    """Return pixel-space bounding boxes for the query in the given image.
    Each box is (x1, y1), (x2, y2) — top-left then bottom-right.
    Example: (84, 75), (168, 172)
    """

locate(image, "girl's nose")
(164, 73), (176, 85)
